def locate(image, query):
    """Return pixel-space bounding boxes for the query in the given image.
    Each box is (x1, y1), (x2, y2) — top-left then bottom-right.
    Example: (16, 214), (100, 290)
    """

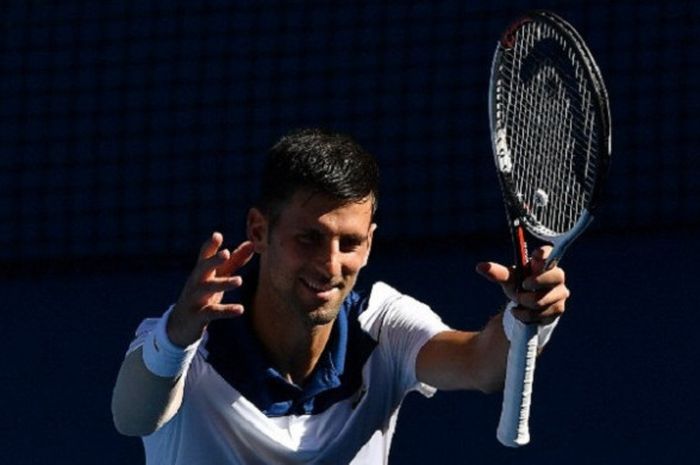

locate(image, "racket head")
(489, 10), (611, 245)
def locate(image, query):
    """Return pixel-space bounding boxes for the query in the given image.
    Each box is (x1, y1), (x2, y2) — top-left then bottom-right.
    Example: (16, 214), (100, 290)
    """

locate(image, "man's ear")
(363, 223), (378, 267)
(247, 208), (269, 253)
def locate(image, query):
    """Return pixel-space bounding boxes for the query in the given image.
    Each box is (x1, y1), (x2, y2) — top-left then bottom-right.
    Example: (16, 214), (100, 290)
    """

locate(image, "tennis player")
(111, 128), (568, 464)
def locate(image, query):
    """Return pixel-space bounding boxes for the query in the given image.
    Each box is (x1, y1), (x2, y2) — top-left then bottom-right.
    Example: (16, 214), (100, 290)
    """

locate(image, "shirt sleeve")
(358, 282), (451, 397)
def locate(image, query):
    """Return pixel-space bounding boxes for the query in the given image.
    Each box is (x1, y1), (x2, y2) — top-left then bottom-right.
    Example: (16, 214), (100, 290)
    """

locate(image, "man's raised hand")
(167, 232), (255, 347)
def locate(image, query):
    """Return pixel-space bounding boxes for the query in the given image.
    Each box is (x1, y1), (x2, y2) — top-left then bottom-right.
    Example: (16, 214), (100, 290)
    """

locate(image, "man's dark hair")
(257, 128), (379, 224)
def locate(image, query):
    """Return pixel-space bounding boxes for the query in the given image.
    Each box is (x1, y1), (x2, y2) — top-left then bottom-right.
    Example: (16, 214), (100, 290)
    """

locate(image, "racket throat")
(514, 221), (529, 271)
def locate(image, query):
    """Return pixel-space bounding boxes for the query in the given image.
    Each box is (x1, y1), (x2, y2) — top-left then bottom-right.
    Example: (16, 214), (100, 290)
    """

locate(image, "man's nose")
(318, 241), (342, 278)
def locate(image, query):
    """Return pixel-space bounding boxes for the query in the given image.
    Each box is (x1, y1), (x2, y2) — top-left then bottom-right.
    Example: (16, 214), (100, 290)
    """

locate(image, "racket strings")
(495, 21), (600, 235)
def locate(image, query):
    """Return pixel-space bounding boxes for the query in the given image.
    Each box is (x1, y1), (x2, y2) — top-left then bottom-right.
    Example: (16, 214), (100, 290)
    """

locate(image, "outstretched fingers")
(199, 231), (224, 261)
(168, 234), (256, 346)
(193, 248), (231, 282)
(192, 238), (254, 283)
(198, 275), (243, 292)
(188, 237), (254, 302)
(197, 303), (246, 323)
(217, 241), (255, 277)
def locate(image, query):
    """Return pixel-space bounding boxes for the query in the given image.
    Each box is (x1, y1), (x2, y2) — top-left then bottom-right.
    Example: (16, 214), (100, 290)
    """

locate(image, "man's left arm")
(415, 246), (569, 392)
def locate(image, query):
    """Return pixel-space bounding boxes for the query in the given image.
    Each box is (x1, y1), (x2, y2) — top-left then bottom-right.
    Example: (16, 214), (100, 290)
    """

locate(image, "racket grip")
(497, 322), (538, 447)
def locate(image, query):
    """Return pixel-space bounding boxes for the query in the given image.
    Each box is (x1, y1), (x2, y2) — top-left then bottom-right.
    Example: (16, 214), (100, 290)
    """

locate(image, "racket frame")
(488, 10), (611, 447)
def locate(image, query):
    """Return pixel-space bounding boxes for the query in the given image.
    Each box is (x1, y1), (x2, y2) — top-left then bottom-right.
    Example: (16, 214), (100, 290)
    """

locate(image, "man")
(112, 128), (568, 464)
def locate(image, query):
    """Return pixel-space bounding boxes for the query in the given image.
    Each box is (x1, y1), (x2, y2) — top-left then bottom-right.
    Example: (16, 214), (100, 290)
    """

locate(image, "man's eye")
(340, 238), (363, 252)
(297, 234), (318, 245)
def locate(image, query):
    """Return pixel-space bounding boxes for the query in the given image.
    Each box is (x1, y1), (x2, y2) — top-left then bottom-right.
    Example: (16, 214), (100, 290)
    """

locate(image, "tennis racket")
(488, 11), (611, 447)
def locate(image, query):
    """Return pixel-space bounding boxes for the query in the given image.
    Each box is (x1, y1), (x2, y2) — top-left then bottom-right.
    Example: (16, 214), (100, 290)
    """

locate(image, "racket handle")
(497, 322), (538, 447)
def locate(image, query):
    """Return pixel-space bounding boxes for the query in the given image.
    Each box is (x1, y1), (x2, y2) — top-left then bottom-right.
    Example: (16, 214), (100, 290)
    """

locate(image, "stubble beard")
(294, 279), (353, 327)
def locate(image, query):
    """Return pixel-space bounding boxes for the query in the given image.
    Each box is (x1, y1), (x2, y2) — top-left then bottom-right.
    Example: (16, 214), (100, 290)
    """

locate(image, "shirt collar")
(205, 262), (353, 415)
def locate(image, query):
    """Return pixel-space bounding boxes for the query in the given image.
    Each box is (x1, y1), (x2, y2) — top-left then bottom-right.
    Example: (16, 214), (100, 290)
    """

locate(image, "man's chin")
(303, 305), (342, 326)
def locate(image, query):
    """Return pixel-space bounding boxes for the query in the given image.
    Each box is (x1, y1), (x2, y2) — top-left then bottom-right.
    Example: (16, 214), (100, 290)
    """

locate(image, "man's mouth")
(300, 277), (341, 297)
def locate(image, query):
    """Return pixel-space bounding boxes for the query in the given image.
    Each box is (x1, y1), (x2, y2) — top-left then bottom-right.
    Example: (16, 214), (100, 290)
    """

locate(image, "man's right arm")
(111, 233), (255, 436)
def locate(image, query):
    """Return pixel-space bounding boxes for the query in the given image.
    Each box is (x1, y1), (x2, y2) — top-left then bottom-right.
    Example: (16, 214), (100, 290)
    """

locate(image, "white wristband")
(142, 305), (200, 378)
(502, 301), (559, 349)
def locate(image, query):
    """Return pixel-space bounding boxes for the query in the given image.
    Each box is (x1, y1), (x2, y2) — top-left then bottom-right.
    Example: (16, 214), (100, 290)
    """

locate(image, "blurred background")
(2, 0), (698, 463)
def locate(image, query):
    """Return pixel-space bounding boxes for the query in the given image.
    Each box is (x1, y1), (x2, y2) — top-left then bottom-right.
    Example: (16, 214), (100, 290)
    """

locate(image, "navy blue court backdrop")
(2, 0), (698, 463)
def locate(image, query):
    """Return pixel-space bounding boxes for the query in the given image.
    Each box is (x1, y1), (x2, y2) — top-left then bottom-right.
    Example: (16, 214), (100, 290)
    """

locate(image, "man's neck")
(251, 290), (335, 386)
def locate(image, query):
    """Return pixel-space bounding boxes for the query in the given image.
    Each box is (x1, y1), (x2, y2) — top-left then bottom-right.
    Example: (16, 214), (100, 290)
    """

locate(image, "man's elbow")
(112, 417), (144, 437)
(474, 374), (505, 395)
(112, 404), (157, 437)
(111, 389), (162, 437)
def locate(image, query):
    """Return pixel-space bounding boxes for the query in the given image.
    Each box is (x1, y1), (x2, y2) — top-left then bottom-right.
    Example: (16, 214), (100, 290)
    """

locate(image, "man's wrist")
(166, 306), (207, 348)
(142, 305), (201, 378)
(502, 301), (559, 349)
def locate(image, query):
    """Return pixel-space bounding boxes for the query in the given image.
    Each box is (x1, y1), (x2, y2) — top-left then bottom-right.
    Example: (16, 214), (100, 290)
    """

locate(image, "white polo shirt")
(127, 282), (450, 465)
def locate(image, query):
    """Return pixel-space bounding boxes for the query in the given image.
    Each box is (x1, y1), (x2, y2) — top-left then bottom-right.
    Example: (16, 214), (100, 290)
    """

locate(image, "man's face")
(249, 190), (376, 327)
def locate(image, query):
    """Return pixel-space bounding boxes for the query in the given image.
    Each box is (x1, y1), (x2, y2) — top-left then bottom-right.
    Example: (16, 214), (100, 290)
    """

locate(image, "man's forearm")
(111, 347), (184, 437)
(415, 312), (510, 393)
